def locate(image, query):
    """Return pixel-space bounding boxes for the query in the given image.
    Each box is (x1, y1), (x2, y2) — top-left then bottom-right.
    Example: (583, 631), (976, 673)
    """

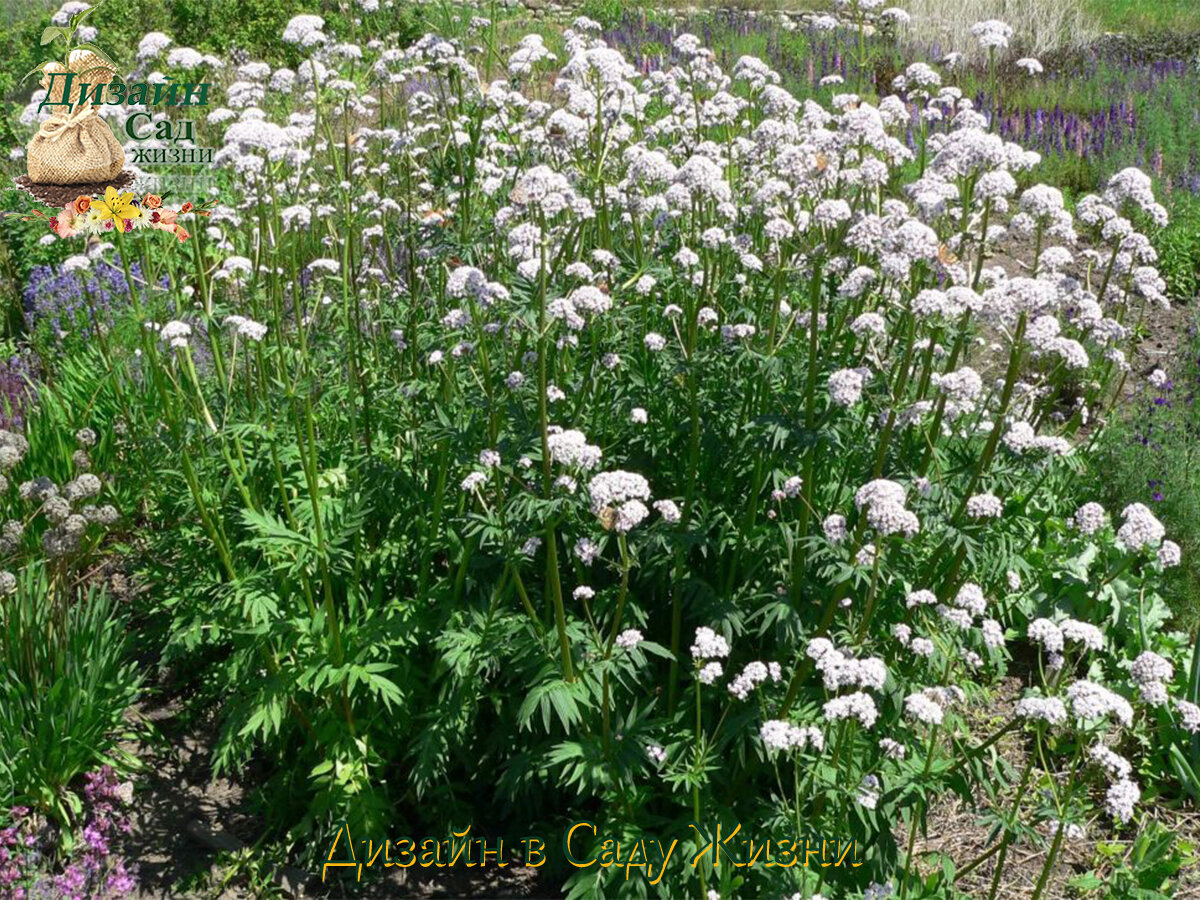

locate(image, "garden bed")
(1, 1), (1199, 898)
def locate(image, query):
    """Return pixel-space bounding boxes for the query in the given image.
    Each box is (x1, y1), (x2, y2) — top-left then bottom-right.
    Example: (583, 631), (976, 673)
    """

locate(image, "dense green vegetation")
(0, 1), (1198, 897)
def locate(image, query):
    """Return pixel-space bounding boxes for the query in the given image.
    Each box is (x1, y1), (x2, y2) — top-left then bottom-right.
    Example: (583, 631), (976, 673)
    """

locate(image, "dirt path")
(120, 696), (257, 899)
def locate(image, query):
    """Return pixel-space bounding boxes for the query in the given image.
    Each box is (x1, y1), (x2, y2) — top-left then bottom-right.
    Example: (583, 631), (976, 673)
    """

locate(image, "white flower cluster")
(952, 583), (987, 616)
(548, 428), (602, 470)
(760, 720), (824, 753)
(904, 690), (944, 726)
(970, 19), (1014, 51)
(224, 315), (268, 342)
(1059, 619), (1104, 652)
(282, 14), (327, 47)
(855, 479), (919, 537)
(1065, 680), (1134, 726)
(1003, 421), (1070, 456)
(158, 320), (192, 349)
(809, 640), (887, 692)
(615, 628), (644, 650)
(690, 626), (730, 661)
(1015, 695), (1067, 725)
(1115, 503), (1166, 553)
(1027, 618), (1063, 653)
(728, 660), (783, 700)
(507, 34), (556, 78)
(823, 691), (879, 729)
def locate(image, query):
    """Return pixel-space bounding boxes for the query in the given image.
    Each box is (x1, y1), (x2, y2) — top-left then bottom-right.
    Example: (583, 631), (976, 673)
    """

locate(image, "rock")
(522, 0), (546, 9)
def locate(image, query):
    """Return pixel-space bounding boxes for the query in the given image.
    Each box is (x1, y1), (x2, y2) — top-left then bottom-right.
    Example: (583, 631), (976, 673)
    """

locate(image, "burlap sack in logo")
(26, 50), (124, 185)
(27, 106), (124, 184)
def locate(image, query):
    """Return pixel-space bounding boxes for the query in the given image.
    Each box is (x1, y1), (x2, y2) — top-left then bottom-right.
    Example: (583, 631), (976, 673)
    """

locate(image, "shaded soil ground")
(120, 695), (259, 900)
(118, 682), (545, 899)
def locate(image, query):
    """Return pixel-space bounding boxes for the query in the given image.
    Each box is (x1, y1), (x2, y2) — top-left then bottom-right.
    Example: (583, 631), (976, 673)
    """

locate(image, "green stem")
(899, 724), (940, 900)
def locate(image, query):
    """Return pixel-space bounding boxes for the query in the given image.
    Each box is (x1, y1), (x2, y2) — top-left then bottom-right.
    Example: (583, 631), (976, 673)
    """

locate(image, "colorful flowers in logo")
(10, 188), (213, 242)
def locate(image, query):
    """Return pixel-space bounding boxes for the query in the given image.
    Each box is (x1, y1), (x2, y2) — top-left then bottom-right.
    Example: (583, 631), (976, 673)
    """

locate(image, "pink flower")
(52, 205), (78, 238)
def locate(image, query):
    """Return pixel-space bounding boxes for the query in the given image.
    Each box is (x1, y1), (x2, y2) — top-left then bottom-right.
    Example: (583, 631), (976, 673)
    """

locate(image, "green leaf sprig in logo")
(22, 0), (120, 86)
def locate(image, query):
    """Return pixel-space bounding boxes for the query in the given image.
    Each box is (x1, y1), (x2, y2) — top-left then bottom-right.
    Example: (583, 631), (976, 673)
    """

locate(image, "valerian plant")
(15, 0), (1197, 896)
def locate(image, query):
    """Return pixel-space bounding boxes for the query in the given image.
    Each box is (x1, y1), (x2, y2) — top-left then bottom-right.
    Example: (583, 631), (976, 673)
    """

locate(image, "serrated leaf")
(365, 671), (404, 711)
(635, 640), (675, 660)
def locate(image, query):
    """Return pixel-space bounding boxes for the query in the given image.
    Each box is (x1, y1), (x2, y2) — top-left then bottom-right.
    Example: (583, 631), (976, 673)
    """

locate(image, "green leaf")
(518, 680), (583, 733)
(634, 640), (675, 660)
(71, 42), (120, 70)
(19, 60), (62, 86)
(1168, 745), (1199, 802)
(70, 0), (108, 32)
(241, 507), (318, 554)
(41, 27), (65, 47)
(1068, 872), (1105, 892)
(365, 671), (404, 711)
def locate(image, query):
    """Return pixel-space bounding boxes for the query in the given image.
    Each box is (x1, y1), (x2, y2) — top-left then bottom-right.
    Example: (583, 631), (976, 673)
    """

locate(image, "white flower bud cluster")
(1177, 700), (1200, 734)
(966, 493), (1002, 519)
(1069, 502), (1108, 535)
(0, 430), (30, 471)
(1105, 778), (1140, 824)
(1088, 744), (1132, 780)
(828, 368), (865, 407)
(823, 514), (847, 543)
(981, 619), (1005, 648)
